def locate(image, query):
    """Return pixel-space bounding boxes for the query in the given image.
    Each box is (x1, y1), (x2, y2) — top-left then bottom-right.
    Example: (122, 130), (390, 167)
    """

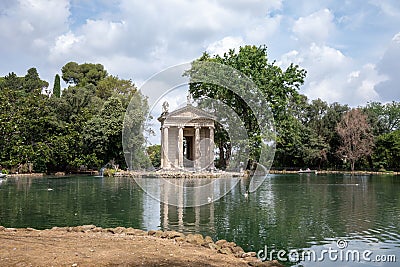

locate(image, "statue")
(162, 101), (169, 113)
(187, 93), (193, 105)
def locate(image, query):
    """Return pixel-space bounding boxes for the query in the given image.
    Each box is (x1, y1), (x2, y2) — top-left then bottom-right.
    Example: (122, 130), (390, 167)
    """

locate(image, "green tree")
(320, 102), (350, 169)
(23, 67), (48, 93)
(122, 92), (150, 170)
(96, 75), (136, 102)
(83, 96), (125, 166)
(373, 130), (400, 170)
(146, 145), (161, 168)
(185, 45), (306, 169)
(61, 62), (107, 86)
(53, 74), (61, 98)
(365, 101), (400, 135)
(0, 77), (57, 172)
(1, 72), (22, 91)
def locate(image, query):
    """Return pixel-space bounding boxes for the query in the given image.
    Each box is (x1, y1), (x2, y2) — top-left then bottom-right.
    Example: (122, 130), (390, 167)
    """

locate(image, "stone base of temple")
(113, 170), (246, 178)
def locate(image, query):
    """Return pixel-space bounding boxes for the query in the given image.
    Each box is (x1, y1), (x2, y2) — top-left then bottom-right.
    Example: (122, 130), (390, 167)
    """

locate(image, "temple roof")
(158, 104), (215, 125)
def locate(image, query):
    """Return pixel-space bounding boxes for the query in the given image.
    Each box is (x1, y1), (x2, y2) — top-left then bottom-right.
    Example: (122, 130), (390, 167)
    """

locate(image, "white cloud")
(1, 0), (400, 107)
(0, 0), (70, 52)
(292, 9), (335, 44)
(49, 32), (84, 61)
(369, 0), (400, 17)
(245, 15), (282, 45)
(206, 36), (245, 56)
(375, 32), (400, 101)
(349, 64), (386, 104)
(280, 43), (384, 105)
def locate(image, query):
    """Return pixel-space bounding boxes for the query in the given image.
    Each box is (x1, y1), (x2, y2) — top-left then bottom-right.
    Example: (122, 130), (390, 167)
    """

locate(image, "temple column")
(163, 126), (170, 169)
(160, 127), (164, 168)
(209, 126), (215, 170)
(178, 126), (184, 168)
(194, 126), (200, 169)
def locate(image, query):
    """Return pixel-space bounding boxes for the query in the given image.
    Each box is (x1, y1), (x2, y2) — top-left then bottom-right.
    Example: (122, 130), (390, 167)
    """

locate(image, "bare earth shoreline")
(0, 226), (283, 267)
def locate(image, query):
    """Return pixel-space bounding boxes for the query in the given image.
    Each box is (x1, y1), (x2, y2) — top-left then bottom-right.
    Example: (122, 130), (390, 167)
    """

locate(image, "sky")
(1, 0), (400, 107)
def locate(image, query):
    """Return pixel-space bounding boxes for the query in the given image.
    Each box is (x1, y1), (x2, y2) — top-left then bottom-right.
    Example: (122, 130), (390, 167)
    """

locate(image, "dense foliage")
(0, 63), (148, 173)
(187, 45), (400, 171)
(1, 48), (399, 173)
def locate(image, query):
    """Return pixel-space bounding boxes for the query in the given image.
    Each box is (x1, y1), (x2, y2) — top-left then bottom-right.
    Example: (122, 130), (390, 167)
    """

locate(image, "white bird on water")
(244, 191), (249, 199)
(207, 196), (212, 203)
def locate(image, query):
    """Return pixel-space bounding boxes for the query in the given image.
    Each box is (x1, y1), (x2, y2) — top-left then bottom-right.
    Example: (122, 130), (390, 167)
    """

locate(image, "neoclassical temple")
(158, 99), (215, 171)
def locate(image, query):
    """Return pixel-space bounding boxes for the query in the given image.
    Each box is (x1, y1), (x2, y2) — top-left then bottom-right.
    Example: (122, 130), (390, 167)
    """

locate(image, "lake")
(0, 174), (399, 266)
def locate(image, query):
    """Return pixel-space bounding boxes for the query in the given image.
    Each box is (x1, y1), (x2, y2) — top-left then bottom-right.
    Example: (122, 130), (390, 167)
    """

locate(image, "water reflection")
(135, 177), (240, 206)
(0, 174), (399, 266)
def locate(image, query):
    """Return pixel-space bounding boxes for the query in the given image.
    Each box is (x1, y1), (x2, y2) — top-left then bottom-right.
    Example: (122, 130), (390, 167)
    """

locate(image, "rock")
(241, 252), (257, 258)
(218, 247), (233, 255)
(174, 236), (186, 242)
(247, 260), (284, 267)
(126, 229), (146, 236)
(204, 236), (213, 243)
(105, 227), (127, 234)
(193, 234), (204, 244)
(222, 241), (236, 249)
(26, 228), (38, 231)
(0, 226), (5, 231)
(245, 256), (262, 266)
(215, 239), (227, 247)
(6, 228), (17, 232)
(147, 230), (157, 236)
(51, 227), (64, 231)
(201, 236), (214, 247)
(72, 225), (96, 232)
(106, 228), (116, 234)
(185, 234), (204, 245)
(231, 246), (245, 255)
(81, 225), (96, 231)
(113, 227), (126, 234)
(165, 231), (184, 239)
(208, 243), (220, 251)
(92, 227), (103, 233)
(154, 230), (165, 238)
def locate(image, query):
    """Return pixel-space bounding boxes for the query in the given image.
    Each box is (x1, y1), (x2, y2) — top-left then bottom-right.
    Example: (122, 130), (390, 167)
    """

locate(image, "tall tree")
(185, 45), (306, 168)
(373, 130), (400, 170)
(61, 62), (107, 86)
(336, 109), (374, 171)
(365, 101), (400, 135)
(23, 68), (48, 93)
(53, 74), (61, 98)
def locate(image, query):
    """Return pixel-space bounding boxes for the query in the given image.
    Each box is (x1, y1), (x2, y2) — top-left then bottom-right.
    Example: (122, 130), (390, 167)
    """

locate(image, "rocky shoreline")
(269, 169), (400, 175)
(115, 170), (246, 178)
(0, 225), (283, 267)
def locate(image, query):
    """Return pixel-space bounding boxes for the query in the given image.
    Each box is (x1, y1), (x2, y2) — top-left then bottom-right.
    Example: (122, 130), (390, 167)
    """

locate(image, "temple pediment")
(158, 104), (216, 124)
(168, 105), (215, 119)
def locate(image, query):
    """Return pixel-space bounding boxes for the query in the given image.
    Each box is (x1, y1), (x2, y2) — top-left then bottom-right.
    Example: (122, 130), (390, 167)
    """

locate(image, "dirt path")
(0, 226), (282, 267)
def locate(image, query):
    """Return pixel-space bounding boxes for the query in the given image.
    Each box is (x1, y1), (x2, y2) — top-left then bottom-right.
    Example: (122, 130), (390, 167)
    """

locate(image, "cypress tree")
(53, 74), (61, 97)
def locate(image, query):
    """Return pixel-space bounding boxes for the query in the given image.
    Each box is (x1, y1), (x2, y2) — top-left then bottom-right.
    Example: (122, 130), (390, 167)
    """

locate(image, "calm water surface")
(0, 174), (399, 266)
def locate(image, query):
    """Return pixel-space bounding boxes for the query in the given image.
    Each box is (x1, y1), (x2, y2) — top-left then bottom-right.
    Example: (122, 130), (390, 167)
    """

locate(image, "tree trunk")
(218, 143), (225, 170)
(351, 160), (355, 172)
